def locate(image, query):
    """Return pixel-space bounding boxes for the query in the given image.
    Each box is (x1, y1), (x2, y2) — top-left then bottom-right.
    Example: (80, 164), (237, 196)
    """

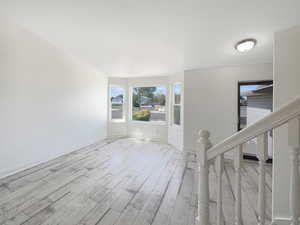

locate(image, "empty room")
(1, 1), (300, 225)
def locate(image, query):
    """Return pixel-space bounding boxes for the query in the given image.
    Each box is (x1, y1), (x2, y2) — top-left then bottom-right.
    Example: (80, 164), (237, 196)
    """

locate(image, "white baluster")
(288, 117), (300, 225)
(234, 145), (243, 225)
(257, 133), (268, 225)
(216, 154), (224, 225)
(197, 130), (212, 225)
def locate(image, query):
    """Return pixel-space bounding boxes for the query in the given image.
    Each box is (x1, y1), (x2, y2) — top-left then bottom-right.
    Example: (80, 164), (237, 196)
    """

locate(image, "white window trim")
(129, 85), (168, 125)
(172, 82), (182, 126)
(109, 85), (126, 123)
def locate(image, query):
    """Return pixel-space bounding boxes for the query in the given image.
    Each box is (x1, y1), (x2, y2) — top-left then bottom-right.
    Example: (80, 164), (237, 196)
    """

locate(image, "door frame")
(237, 80), (273, 163)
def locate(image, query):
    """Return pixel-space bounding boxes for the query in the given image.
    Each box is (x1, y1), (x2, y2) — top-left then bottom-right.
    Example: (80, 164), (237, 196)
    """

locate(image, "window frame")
(172, 82), (182, 126)
(109, 85), (126, 123)
(129, 85), (168, 125)
(237, 80), (273, 131)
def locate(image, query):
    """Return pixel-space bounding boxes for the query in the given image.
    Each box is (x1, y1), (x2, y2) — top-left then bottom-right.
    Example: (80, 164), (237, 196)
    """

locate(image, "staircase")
(196, 96), (300, 225)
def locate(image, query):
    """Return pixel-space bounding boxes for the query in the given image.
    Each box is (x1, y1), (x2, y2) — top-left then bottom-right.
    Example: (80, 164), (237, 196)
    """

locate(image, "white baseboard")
(0, 153), (76, 181)
(128, 136), (167, 143)
(106, 135), (129, 142)
(0, 160), (47, 180)
(0, 140), (106, 180)
(272, 217), (291, 225)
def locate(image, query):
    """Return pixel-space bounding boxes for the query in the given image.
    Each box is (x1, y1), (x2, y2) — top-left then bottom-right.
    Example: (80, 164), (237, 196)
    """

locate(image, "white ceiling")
(1, 0), (300, 77)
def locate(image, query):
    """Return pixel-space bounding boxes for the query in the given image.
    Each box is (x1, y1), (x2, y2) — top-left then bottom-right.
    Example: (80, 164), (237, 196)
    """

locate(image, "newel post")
(197, 130), (212, 225)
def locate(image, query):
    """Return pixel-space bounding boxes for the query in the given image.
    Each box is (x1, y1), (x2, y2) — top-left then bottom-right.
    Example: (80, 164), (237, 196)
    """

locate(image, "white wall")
(184, 63), (273, 153)
(272, 26), (300, 224)
(168, 72), (184, 150)
(0, 16), (107, 178)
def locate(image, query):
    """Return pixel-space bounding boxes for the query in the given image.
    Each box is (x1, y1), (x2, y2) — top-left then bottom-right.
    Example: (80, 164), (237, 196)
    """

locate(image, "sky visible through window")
(132, 86), (166, 95)
(174, 84), (181, 95)
(111, 86), (166, 97)
(154, 86), (167, 95)
(240, 85), (260, 94)
(111, 86), (124, 98)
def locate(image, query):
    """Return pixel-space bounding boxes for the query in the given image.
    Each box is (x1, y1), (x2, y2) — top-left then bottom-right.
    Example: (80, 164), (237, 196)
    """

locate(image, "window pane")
(174, 84), (181, 104)
(111, 86), (124, 120)
(132, 86), (166, 122)
(174, 105), (180, 125)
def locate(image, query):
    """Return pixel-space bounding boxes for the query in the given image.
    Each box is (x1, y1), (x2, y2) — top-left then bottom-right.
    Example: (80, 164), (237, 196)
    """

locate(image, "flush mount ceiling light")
(235, 39), (257, 52)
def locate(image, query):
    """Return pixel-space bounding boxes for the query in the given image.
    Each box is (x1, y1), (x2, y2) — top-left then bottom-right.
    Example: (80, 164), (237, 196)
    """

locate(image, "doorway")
(238, 80), (273, 161)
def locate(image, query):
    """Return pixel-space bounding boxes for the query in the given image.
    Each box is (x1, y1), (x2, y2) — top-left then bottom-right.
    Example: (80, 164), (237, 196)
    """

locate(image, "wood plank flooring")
(0, 138), (272, 225)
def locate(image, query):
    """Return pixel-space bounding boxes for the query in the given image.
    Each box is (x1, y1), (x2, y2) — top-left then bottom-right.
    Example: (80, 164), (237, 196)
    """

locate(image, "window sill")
(129, 120), (167, 126)
(110, 119), (126, 123)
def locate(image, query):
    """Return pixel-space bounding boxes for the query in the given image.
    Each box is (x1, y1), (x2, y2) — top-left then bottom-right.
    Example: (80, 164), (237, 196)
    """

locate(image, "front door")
(238, 80), (273, 160)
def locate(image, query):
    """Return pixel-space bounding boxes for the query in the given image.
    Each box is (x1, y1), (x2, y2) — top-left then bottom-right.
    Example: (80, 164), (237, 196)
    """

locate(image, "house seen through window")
(238, 81), (273, 159)
(110, 86), (124, 120)
(132, 86), (167, 122)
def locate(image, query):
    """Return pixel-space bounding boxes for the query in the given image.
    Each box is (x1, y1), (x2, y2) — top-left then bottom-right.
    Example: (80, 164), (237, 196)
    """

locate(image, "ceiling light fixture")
(235, 38), (257, 52)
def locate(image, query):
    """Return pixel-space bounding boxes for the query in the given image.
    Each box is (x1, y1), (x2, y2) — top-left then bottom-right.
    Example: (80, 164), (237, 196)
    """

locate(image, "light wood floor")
(0, 138), (272, 225)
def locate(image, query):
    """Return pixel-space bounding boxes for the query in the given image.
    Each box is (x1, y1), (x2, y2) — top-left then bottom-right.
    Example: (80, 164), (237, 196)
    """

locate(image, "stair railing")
(196, 96), (300, 225)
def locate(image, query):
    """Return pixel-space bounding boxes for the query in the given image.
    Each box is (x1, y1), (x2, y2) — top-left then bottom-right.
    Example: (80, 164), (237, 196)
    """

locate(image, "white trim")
(272, 217), (291, 225)
(110, 119), (126, 123)
(129, 120), (167, 126)
(0, 140), (107, 180)
(106, 135), (129, 142)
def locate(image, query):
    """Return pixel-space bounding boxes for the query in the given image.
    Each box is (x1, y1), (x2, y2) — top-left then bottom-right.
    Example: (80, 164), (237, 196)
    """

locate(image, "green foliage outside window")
(132, 110), (151, 121)
(132, 86), (166, 122)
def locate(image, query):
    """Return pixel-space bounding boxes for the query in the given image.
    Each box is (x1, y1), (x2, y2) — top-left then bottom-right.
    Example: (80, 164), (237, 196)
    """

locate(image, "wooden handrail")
(196, 95), (300, 225)
(207, 96), (300, 160)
